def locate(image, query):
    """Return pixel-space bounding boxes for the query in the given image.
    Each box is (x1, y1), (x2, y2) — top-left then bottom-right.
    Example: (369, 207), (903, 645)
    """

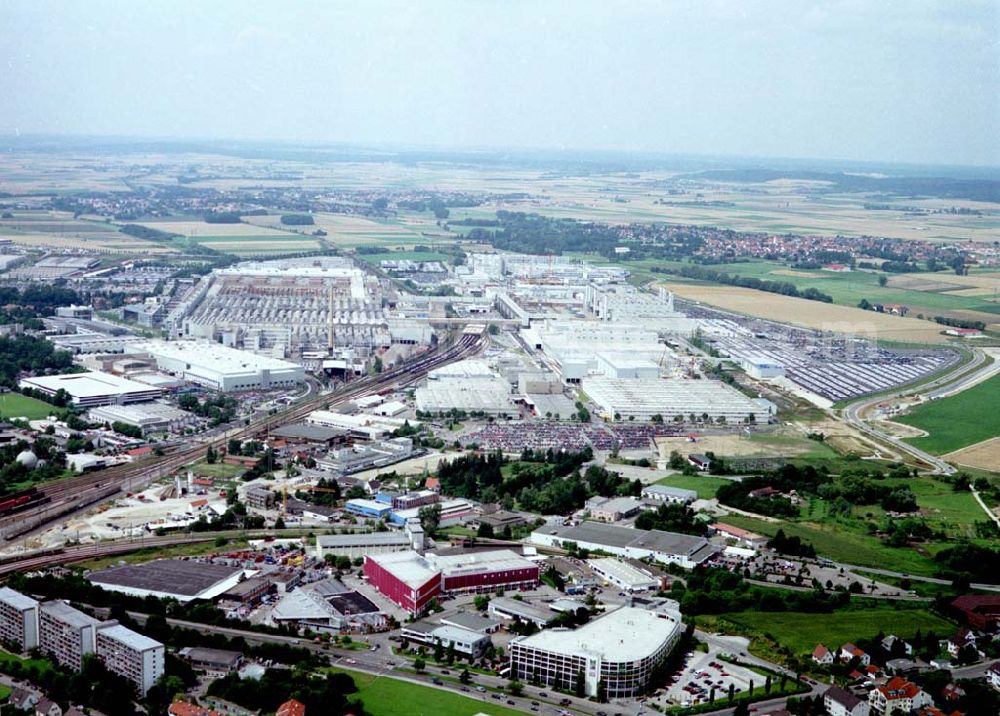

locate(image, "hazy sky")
(1, 0), (997, 166)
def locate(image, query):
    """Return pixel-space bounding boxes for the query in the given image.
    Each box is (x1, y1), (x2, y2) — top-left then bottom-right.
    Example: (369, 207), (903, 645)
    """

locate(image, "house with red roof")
(869, 677), (932, 714)
(812, 643), (834, 665)
(840, 642), (871, 666)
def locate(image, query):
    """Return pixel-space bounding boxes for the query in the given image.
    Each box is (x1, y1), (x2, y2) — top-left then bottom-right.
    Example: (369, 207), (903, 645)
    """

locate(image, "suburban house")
(840, 642), (871, 666)
(824, 686), (870, 716)
(869, 677), (933, 715)
(812, 644), (835, 665)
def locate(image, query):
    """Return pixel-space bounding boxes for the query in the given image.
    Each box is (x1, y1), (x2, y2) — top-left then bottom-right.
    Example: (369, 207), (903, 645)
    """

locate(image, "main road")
(840, 346), (995, 475)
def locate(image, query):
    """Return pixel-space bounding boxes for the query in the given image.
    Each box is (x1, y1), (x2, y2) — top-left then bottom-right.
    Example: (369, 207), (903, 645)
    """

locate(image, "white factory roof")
(643, 485), (698, 500)
(272, 589), (337, 621)
(0, 587), (37, 610)
(19, 371), (158, 399)
(368, 550), (439, 589)
(134, 340), (301, 374)
(588, 558), (658, 587)
(89, 401), (189, 422)
(97, 623), (162, 651)
(415, 377), (514, 414)
(427, 549), (534, 576)
(427, 359), (496, 380)
(582, 376), (762, 416)
(512, 606), (680, 663)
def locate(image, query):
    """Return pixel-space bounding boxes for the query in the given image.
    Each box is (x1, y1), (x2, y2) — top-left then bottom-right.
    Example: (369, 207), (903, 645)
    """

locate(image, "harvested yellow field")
(661, 282), (952, 344)
(944, 437), (1000, 472)
(946, 287), (997, 298)
(136, 221), (290, 237)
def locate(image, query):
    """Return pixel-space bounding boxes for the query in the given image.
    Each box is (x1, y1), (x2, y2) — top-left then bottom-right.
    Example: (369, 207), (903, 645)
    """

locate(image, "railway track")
(1, 331), (485, 542)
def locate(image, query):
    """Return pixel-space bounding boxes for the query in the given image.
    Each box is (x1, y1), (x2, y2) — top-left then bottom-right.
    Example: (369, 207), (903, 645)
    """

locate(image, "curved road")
(840, 347), (994, 475)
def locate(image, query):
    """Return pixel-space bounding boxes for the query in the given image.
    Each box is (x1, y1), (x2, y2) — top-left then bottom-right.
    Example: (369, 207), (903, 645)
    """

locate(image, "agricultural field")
(335, 667), (525, 716)
(896, 373), (1000, 454)
(945, 437), (1000, 472)
(667, 259), (1000, 328)
(0, 210), (175, 254)
(245, 212), (430, 249)
(0, 392), (58, 420)
(660, 282), (954, 343)
(717, 606), (954, 656)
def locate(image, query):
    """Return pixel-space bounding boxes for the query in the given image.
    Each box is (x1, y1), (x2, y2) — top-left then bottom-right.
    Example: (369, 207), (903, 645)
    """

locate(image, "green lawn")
(656, 474), (731, 499)
(0, 649), (55, 675)
(0, 392), (57, 420)
(335, 667), (525, 716)
(896, 374), (1000, 454)
(719, 606), (954, 655)
(717, 514), (941, 576)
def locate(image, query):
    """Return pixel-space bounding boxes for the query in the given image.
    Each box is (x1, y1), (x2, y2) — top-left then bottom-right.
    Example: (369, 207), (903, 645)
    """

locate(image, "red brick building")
(363, 552), (441, 616)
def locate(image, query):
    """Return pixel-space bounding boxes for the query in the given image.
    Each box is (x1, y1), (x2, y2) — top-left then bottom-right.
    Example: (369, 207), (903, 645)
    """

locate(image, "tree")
(419, 503), (442, 536)
(765, 674), (772, 694)
(460, 668), (471, 684)
(477, 522), (495, 538)
(433, 639), (444, 662)
(728, 683), (735, 703)
(274, 516), (285, 530)
(446, 640), (456, 665)
(228, 438), (242, 455)
(508, 680), (523, 697)
(473, 595), (490, 611)
(206, 445), (217, 464)
(335, 555), (352, 571)
(733, 702), (750, 716)
(413, 656), (425, 672)
(878, 274), (888, 287)
(574, 669), (585, 697)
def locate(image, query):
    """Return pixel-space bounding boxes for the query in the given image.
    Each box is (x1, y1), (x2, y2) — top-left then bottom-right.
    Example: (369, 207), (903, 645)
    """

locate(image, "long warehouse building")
(582, 376), (775, 423)
(133, 340), (304, 392)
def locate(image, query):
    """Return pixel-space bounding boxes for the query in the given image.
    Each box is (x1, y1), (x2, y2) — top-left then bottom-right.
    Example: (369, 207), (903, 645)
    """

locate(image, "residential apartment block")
(96, 623), (165, 696)
(0, 586), (39, 651)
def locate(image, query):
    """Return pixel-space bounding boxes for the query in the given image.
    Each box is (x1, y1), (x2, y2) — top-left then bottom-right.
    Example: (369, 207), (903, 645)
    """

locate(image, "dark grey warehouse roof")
(88, 559), (243, 597)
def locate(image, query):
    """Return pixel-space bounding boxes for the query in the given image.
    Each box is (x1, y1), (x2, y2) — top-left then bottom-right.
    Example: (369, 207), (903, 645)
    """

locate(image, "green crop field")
(897, 374), (1000, 454)
(719, 606), (954, 655)
(335, 668), (525, 716)
(656, 474), (731, 499)
(0, 393), (57, 420)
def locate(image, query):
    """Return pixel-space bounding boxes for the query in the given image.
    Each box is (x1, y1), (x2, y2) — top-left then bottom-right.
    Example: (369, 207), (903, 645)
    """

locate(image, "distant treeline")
(280, 213), (314, 225)
(650, 264), (834, 303)
(120, 223), (179, 242)
(933, 316), (986, 331)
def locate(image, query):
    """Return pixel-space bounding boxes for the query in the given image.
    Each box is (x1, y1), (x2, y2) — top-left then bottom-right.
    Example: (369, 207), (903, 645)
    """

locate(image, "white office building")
(509, 606), (682, 698)
(587, 558), (659, 593)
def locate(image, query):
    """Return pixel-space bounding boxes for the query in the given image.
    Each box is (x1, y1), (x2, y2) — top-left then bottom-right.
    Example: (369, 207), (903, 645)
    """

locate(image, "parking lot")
(662, 648), (762, 709)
